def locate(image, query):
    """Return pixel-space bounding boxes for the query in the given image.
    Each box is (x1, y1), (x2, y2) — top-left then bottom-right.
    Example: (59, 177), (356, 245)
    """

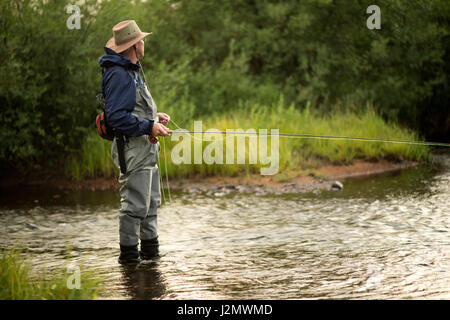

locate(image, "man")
(98, 20), (171, 264)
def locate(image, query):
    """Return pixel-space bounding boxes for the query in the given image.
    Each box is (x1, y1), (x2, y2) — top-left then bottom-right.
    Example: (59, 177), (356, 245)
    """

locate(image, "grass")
(67, 100), (430, 180)
(67, 132), (116, 180)
(0, 249), (103, 300)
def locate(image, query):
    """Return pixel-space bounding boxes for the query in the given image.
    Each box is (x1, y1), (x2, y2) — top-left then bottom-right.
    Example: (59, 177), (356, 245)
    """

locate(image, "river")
(0, 152), (449, 299)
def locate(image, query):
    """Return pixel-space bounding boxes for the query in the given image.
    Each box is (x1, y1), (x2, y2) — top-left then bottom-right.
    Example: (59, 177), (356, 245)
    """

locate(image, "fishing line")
(170, 119), (225, 142)
(157, 156), (167, 204)
(161, 137), (172, 202)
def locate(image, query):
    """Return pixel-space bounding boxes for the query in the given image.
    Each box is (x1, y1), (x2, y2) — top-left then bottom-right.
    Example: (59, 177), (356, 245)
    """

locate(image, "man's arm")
(103, 66), (153, 137)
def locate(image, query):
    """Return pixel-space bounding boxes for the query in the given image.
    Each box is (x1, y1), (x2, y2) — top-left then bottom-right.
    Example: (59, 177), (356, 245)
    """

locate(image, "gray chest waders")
(111, 69), (161, 247)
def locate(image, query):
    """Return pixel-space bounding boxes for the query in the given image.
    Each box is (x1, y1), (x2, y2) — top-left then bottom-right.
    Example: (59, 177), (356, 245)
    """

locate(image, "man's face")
(136, 40), (145, 59)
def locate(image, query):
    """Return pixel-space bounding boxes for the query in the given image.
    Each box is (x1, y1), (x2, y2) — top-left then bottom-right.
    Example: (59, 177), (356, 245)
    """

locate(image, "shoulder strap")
(126, 69), (139, 86)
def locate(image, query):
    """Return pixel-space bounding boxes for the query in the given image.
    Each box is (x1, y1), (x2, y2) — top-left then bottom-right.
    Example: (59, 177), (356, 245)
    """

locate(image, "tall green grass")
(68, 101), (429, 180)
(67, 132), (116, 180)
(0, 249), (103, 300)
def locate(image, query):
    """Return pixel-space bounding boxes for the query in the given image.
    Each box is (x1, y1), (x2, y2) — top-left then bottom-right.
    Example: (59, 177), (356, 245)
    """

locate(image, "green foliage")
(0, 0), (447, 173)
(0, 249), (103, 300)
(66, 133), (115, 180)
(0, 0), (104, 168)
(69, 103), (429, 180)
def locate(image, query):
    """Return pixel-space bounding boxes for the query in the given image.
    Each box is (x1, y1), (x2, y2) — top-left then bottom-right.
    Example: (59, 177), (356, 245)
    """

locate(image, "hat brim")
(105, 32), (152, 53)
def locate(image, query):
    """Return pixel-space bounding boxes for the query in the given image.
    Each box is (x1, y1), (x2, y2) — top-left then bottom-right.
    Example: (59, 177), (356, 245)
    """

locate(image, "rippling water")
(1, 153), (449, 299)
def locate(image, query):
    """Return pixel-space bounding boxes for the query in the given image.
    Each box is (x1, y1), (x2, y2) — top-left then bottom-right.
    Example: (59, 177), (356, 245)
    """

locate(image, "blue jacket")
(98, 47), (154, 137)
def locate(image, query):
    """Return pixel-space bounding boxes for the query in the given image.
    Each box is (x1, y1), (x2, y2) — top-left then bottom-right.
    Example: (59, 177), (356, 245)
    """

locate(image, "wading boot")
(118, 244), (141, 265)
(140, 237), (160, 260)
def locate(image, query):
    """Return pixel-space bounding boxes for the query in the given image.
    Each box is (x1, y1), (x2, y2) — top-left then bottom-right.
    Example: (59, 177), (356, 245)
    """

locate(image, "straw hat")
(105, 20), (152, 53)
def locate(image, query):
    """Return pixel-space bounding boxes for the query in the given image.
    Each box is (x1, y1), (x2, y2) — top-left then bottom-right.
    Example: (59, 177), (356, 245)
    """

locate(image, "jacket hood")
(98, 47), (140, 71)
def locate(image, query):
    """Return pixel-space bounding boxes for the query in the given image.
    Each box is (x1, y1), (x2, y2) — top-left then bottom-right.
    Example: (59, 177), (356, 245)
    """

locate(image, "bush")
(0, 0), (447, 173)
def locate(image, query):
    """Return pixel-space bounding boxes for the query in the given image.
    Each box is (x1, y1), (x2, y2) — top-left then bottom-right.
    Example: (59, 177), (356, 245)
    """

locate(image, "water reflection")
(120, 261), (167, 300)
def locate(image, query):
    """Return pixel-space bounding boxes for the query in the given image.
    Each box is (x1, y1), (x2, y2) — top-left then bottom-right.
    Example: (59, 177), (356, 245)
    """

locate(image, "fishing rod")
(167, 120), (450, 148)
(177, 131), (450, 147)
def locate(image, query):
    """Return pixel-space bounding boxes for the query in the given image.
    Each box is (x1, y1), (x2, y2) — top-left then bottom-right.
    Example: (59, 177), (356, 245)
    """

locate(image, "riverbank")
(0, 158), (421, 194)
(1, 104), (433, 195)
(174, 158), (421, 195)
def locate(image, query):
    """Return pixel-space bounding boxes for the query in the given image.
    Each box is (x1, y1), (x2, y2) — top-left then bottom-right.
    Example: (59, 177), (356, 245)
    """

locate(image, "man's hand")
(158, 113), (170, 126)
(151, 122), (172, 137)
